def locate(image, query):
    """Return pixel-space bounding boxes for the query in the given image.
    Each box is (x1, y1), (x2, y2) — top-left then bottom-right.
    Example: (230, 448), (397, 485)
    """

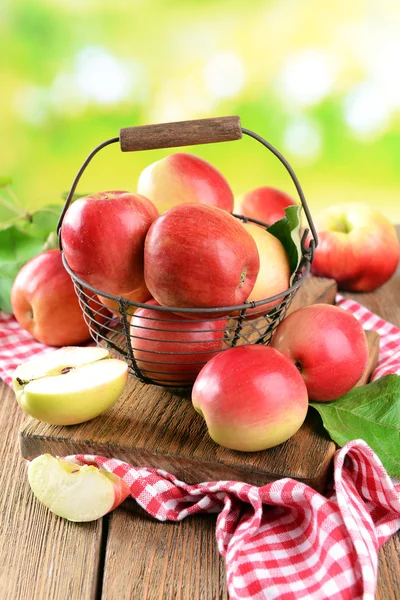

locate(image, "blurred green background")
(1, 0), (399, 224)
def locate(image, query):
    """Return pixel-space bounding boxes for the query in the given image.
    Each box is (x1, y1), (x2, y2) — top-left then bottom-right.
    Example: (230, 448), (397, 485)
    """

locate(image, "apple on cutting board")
(13, 347), (128, 425)
(192, 345), (309, 452)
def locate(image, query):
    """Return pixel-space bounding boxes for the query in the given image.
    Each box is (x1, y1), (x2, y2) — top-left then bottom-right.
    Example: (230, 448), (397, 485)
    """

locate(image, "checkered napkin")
(1, 297), (400, 600)
(67, 439), (400, 600)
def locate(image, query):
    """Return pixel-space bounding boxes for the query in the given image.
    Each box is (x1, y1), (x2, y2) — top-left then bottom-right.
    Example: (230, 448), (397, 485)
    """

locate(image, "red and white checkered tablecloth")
(1, 295), (400, 600)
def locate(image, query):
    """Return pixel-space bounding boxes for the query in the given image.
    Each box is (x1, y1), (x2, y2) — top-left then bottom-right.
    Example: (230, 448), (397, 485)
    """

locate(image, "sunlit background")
(1, 0), (399, 223)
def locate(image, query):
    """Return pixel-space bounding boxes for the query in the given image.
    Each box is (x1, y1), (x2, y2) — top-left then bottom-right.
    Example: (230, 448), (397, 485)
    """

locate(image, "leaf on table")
(310, 374), (400, 478)
(267, 205), (302, 278)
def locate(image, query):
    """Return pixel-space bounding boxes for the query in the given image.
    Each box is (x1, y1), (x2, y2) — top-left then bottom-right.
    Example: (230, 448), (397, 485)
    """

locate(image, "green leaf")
(0, 226), (47, 312)
(0, 176), (13, 188)
(24, 207), (61, 240)
(267, 205), (302, 278)
(310, 374), (400, 477)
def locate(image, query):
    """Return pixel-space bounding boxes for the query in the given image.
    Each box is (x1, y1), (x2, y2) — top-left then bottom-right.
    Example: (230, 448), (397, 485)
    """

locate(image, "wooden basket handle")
(119, 116), (242, 152)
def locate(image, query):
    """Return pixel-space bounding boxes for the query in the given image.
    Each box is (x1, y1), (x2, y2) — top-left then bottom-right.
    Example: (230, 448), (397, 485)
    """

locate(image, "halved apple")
(28, 454), (130, 522)
(13, 346), (128, 425)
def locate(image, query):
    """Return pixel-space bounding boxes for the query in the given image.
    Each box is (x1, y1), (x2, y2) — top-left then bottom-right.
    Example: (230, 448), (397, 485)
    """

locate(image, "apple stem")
(295, 361), (302, 372)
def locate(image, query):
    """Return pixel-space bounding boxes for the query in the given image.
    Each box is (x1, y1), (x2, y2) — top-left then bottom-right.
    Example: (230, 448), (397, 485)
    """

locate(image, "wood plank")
(0, 380), (103, 600)
(102, 503), (228, 600)
(357, 329), (380, 386)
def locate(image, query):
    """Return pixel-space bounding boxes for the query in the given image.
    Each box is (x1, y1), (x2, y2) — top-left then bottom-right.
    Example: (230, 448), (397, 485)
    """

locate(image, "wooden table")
(1, 232), (399, 599)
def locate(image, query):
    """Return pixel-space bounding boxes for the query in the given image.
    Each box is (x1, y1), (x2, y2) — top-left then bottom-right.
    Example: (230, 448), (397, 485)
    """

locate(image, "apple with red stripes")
(137, 152), (234, 215)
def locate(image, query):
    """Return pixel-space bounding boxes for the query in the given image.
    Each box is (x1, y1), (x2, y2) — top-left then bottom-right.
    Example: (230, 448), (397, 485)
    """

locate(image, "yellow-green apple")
(130, 299), (227, 385)
(11, 249), (109, 346)
(28, 454), (130, 522)
(310, 202), (400, 292)
(192, 345), (308, 451)
(236, 186), (297, 225)
(241, 222), (290, 318)
(144, 204), (260, 316)
(137, 152), (234, 214)
(13, 346), (128, 424)
(271, 304), (368, 402)
(61, 191), (159, 301)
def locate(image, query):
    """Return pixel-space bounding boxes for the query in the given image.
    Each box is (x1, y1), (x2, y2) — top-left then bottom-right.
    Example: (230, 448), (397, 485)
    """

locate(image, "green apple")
(13, 346), (128, 425)
(28, 454), (130, 522)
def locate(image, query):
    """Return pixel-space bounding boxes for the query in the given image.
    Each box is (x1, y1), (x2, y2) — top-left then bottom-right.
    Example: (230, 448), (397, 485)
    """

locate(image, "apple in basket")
(28, 454), (130, 522)
(130, 299), (227, 385)
(310, 202), (400, 292)
(60, 191), (159, 309)
(144, 204), (260, 316)
(236, 186), (297, 225)
(13, 346), (128, 425)
(11, 249), (109, 346)
(271, 304), (369, 402)
(240, 222), (291, 318)
(192, 345), (308, 452)
(137, 152), (234, 214)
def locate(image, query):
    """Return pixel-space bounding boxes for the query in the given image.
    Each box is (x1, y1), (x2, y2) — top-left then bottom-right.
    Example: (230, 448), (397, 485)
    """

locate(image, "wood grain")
(120, 116), (242, 152)
(102, 503), (228, 600)
(0, 377), (102, 599)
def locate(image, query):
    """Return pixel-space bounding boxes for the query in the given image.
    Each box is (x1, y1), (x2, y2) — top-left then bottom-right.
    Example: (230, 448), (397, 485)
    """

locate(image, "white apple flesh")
(13, 347), (128, 425)
(28, 454), (130, 522)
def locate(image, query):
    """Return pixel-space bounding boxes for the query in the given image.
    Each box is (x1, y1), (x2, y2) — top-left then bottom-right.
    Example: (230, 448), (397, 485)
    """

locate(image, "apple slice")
(28, 454), (130, 522)
(13, 346), (128, 425)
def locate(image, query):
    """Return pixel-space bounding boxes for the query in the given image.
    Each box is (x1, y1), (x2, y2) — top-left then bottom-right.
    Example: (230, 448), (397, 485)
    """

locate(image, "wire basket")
(57, 116), (318, 388)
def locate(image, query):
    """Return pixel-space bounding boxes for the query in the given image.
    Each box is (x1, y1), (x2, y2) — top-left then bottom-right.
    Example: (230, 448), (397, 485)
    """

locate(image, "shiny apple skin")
(144, 204), (260, 314)
(238, 186), (297, 225)
(311, 203), (400, 292)
(271, 303), (369, 402)
(130, 299), (227, 385)
(192, 345), (308, 451)
(61, 191), (159, 296)
(137, 152), (234, 214)
(11, 249), (108, 346)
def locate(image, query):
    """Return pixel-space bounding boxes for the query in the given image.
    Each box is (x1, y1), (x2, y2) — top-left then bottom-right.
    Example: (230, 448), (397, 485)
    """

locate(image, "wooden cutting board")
(19, 277), (380, 493)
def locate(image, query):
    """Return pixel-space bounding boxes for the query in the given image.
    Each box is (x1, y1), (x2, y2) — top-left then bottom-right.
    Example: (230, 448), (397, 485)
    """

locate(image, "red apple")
(271, 303), (369, 402)
(310, 202), (400, 292)
(192, 345), (308, 452)
(130, 299), (227, 385)
(241, 222), (291, 318)
(236, 186), (297, 225)
(11, 249), (109, 346)
(144, 204), (260, 315)
(137, 153), (234, 214)
(61, 191), (159, 298)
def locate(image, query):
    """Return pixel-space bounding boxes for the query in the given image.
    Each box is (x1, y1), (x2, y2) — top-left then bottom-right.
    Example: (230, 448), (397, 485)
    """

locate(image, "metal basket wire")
(57, 117), (318, 388)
